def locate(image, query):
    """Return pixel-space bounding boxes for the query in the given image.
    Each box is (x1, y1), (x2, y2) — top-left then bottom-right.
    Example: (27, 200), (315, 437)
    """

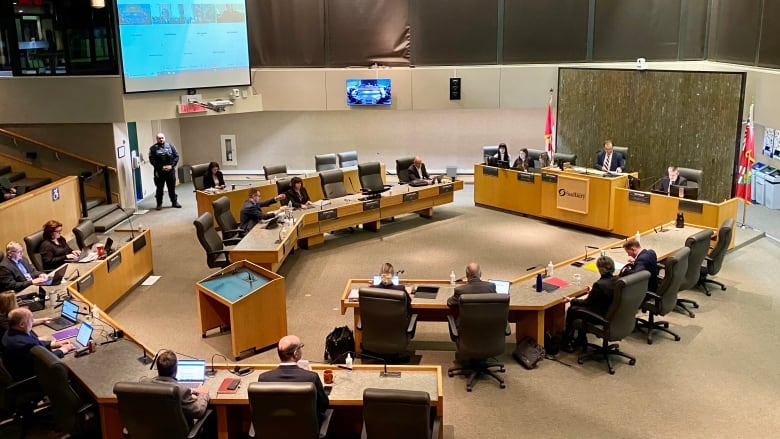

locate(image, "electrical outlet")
(241, 89), (248, 99)
(232, 88), (240, 98)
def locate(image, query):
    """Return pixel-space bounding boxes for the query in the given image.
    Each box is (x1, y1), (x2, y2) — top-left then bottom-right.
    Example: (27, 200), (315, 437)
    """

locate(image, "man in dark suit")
(0, 241), (50, 292)
(239, 188), (286, 233)
(594, 139), (624, 173)
(145, 350), (210, 423)
(447, 262), (497, 308)
(258, 335), (329, 425)
(620, 238), (659, 292)
(657, 166), (688, 194)
(561, 256), (619, 351)
(407, 156), (430, 181)
(1, 308), (73, 380)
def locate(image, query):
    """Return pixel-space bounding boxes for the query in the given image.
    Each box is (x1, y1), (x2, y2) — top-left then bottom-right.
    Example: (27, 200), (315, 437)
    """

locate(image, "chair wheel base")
(629, 359), (636, 365)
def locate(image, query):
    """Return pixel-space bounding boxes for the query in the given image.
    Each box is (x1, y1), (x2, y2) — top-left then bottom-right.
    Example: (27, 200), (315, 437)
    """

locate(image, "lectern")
(196, 260), (287, 359)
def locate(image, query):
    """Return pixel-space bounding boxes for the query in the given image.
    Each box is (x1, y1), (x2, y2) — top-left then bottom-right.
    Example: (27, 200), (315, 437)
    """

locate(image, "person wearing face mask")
(512, 147), (533, 171)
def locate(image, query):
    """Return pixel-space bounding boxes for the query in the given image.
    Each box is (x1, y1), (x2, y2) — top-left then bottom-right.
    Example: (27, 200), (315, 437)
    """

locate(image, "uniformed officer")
(149, 132), (181, 210)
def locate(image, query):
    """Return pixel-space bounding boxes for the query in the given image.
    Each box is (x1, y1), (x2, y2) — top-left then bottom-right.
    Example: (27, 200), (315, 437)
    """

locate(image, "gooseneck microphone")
(584, 245), (599, 261)
(330, 351), (401, 378)
(148, 348), (165, 369)
(120, 208), (137, 242)
(207, 354), (229, 377)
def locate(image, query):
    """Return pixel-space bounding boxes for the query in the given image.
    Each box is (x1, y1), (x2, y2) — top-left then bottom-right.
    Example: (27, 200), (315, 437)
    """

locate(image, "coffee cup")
(95, 243), (104, 258)
(323, 369), (333, 384)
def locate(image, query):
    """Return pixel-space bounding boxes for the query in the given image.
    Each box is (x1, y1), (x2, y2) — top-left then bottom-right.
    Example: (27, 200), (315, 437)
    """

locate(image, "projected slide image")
(118, 4), (152, 25)
(347, 79), (392, 106)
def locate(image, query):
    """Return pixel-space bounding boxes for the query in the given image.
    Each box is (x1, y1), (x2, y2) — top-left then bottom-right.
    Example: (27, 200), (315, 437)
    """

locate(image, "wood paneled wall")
(556, 68), (745, 202)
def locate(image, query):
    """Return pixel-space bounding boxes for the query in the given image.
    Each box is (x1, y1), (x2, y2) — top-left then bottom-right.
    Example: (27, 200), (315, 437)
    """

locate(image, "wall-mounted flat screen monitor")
(346, 79), (392, 106)
(116, 1), (251, 93)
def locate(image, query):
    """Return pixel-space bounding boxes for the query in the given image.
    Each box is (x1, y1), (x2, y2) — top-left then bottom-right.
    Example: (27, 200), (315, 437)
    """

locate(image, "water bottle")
(546, 261), (554, 277)
(287, 200), (293, 221)
(92, 305), (100, 320)
(449, 270), (457, 285)
(535, 273), (543, 292)
(676, 211), (685, 228)
(635, 231), (641, 244)
(345, 353), (353, 369)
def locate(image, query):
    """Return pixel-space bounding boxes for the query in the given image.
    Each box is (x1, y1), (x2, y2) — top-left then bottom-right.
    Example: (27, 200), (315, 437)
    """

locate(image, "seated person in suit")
(561, 256), (619, 351)
(239, 188), (286, 233)
(619, 238), (659, 292)
(1, 308), (73, 380)
(408, 156), (430, 181)
(0, 184), (16, 203)
(372, 262), (407, 292)
(595, 139), (624, 173)
(203, 161), (226, 190)
(39, 219), (81, 270)
(493, 143), (511, 164)
(0, 241), (50, 292)
(657, 166), (688, 194)
(145, 350), (209, 423)
(447, 262), (497, 308)
(285, 176), (313, 209)
(512, 148), (533, 171)
(258, 335), (330, 426)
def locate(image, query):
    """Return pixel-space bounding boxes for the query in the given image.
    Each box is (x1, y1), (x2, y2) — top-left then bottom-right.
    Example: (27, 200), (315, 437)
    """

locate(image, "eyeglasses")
(295, 343), (304, 352)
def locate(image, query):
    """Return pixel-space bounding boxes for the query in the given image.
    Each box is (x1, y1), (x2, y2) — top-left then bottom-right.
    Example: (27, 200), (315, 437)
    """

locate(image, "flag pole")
(738, 101), (755, 229)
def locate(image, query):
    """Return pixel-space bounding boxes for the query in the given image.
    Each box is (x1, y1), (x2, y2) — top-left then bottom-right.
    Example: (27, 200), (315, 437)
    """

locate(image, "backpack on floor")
(512, 336), (545, 370)
(324, 326), (355, 362)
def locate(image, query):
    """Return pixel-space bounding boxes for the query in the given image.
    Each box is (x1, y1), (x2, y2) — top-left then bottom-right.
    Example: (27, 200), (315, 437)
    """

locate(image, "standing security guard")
(149, 132), (181, 210)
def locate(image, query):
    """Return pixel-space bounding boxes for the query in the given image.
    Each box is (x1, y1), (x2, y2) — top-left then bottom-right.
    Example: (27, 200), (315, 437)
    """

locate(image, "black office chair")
(362, 388), (441, 439)
(193, 212), (231, 268)
(22, 230), (46, 273)
(482, 146), (499, 160)
(211, 196), (244, 245)
(636, 247), (689, 344)
(358, 162), (391, 193)
(527, 148), (549, 169)
(338, 150), (359, 168)
(263, 164), (288, 181)
(247, 381), (332, 439)
(676, 229), (714, 318)
(276, 177), (292, 196)
(357, 287), (418, 360)
(190, 163), (210, 191)
(612, 146), (629, 171)
(73, 220), (99, 250)
(447, 294), (511, 391)
(677, 167), (703, 189)
(554, 152), (577, 167)
(113, 381), (214, 439)
(698, 218), (734, 295)
(576, 271), (650, 374)
(315, 154), (338, 172)
(319, 169), (347, 199)
(30, 346), (98, 437)
(395, 157), (415, 184)
(0, 354), (43, 437)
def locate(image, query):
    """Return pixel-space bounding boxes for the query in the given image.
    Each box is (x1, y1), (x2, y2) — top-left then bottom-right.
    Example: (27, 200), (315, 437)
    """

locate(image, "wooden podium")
(196, 261), (287, 359)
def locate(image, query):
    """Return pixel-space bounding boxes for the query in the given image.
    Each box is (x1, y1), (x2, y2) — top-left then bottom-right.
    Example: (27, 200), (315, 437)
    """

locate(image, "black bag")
(513, 336), (545, 370)
(324, 326), (355, 362)
(544, 330), (563, 356)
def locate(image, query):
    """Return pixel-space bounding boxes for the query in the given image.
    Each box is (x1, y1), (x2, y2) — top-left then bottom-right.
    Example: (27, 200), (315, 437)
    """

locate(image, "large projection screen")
(556, 68), (745, 202)
(117, 1), (251, 93)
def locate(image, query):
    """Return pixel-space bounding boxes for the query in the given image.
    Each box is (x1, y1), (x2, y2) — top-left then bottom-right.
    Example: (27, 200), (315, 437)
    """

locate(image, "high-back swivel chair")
(247, 381), (332, 439)
(338, 151), (359, 168)
(73, 220), (99, 250)
(314, 154), (338, 172)
(319, 169), (347, 199)
(211, 196), (244, 245)
(362, 388), (441, 439)
(677, 167), (703, 189)
(395, 157), (415, 184)
(358, 162), (390, 192)
(357, 287), (418, 359)
(676, 229), (714, 317)
(190, 163), (210, 191)
(263, 164), (288, 181)
(636, 247), (689, 344)
(698, 218), (734, 295)
(22, 230), (46, 272)
(193, 212), (231, 268)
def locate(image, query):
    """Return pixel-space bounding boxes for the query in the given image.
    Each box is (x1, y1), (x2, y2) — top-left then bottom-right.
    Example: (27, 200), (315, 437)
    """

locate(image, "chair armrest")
(207, 249), (231, 257)
(6, 375), (38, 392)
(222, 237), (242, 246)
(447, 314), (458, 340)
(431, 416), (442, 439)
(188, 408), (214, 439)
(574, 309), (608, 325)
(76, 402), (94, 417)
(644, 291), (662, 307)
(318, 409), (334, 438)
(356, 316), (362, 330)
(505, 321), (512, 336)
(407, 313), (418, 335)
(705, 255), (714, 263)
(224, 227), (245, 236)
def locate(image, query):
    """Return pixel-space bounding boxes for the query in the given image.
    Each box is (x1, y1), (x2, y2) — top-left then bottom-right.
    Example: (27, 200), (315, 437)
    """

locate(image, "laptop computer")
(45, 299), (80, 331)
(488, 279), (511, 295)
(175, 359), (207, 389)
(67, 321), (94, 353)
(372, 275), (399, 286)
(43, 265), (68, 286)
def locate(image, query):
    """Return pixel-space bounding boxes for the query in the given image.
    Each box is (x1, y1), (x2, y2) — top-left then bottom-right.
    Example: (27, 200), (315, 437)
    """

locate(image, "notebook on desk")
(175, 359), (206, 389)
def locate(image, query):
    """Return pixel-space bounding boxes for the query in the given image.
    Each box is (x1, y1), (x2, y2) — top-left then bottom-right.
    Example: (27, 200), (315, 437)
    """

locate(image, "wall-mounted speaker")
(449, 78), (461, 100)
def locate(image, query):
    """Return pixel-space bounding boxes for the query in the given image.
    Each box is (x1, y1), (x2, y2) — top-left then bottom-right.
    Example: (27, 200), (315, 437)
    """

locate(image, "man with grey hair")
(447, 262), (497, 308)
(1, 308), (73, 379)
(0, 241), (49, 291)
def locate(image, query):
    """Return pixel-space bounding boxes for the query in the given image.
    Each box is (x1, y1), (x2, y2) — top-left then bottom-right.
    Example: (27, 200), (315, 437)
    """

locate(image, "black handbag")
(512, 337), (545, 370)
(323, 326), (355, 362)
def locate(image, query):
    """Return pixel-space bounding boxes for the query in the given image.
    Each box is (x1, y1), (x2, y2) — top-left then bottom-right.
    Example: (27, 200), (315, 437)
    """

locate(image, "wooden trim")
(0, 128), (118, 173)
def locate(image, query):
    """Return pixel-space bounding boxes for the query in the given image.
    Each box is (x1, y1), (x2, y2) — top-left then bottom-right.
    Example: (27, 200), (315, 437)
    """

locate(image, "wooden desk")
(340, 225), (707, 346)
(196, 261), (287, 359)
(231, 179), (463, 271)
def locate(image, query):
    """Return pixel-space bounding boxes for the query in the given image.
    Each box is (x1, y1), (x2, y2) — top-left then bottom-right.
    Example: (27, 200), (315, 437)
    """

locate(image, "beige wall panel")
(411, 66), (500, 109)
(122, 86), (262, 122)
(252, 69), (325, 111)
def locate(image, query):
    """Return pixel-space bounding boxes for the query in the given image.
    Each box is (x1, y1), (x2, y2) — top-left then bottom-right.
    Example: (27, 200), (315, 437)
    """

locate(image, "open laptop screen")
(488, 279), (511, 295)
(61, 300), (79, 321)
(372, 275), (399, 286)
(76, 321), (93, 346)
(176, 359), (206, 382)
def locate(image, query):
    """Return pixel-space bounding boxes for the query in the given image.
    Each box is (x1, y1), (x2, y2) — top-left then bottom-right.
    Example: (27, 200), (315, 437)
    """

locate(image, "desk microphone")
(120, 208), (137, 242)
(331, 351), (401, 378)
(148, 348), (165, 369)
(208, 354), (229, 377)
(584, 245), (599, 261)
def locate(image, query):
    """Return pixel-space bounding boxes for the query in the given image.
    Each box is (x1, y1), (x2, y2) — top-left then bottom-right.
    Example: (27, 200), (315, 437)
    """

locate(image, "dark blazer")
(203, 171), (225, 189)
(0, 185), (15, 203)
(595, 151), (625, 172)
(493, 152), (511, 164)
(145, 375), (209, 423)
(407, 163), (429, 180)
(257, 364), (330, 425)
(285, 187), (311, 208)
(239, 197), (278, 232)
(1, 328), (64, 380)
(569, 273), (618, 317)
(658, 176), (688, 193)
(447, 279), (497, 308)
(512, 156), (533, 171)
(40, 237), (74, 270)
(0, 257), (44, 292)
(620, 248), (659, 292)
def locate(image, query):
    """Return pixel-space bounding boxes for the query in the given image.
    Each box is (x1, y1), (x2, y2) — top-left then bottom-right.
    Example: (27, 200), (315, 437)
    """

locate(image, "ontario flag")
(736, 104), (755, 202)
(544, 94), (555, 162)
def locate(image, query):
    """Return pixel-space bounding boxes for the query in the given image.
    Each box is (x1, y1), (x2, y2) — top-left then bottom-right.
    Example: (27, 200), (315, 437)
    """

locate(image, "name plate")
(403, 192), (419, 202)
(107, 253), (122, 272)
(517, 172), (535, 183)
(628, 191), (651, 204)
(318, 208), (338, 221)
(541, 173), (558, 183)
(439, 183), (454, 194)
(133, 234), (147, 253)
(678, 199), (704, 214)
(482, 166), (498, 177)
(77, 273), (94, 292)
(362, 199), (380, 210)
